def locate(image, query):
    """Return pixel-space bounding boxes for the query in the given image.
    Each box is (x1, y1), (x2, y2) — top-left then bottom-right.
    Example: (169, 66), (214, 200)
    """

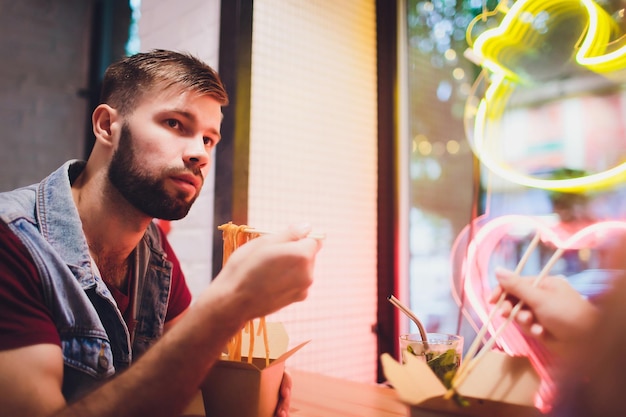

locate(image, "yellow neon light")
(469, 72), (626, 191)
(576, 0), (626, 72)
(466, 0), (626, 191)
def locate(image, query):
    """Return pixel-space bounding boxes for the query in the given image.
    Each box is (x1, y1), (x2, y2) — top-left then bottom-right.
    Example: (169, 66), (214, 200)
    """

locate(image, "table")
(182, 367), (543, 417)
(181, 369), (408, 417)
(289, 369), (407, 417)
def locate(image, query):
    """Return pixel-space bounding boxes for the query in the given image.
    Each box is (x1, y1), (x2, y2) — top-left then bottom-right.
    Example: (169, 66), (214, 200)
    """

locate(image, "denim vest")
(0, 160), (173, 401)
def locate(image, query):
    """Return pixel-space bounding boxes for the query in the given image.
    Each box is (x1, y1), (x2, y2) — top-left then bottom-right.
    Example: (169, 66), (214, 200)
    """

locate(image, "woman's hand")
(491, 268), (599, 357)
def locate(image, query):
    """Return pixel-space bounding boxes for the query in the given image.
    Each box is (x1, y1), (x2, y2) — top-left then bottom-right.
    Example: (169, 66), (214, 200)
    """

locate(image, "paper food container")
(200, 322), (309, 417)
(381, 350), (543, 417)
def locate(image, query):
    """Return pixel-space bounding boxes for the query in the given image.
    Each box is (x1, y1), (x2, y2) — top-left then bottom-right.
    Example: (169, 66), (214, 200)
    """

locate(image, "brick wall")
(0, 0), (93, 191)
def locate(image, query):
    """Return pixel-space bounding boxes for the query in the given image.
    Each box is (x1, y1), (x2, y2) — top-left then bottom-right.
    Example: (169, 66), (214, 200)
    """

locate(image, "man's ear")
(92, 104), (119, 148)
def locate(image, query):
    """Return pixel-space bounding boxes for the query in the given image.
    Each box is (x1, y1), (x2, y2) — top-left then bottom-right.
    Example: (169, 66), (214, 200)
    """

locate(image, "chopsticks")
(444, 232), (564, 399)
(242, 227), (326, 240)
(456, 233), (540, 370)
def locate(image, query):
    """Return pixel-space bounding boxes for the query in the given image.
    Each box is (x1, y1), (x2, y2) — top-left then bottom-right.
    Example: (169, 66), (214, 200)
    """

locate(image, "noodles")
(218, 222), (270, 367)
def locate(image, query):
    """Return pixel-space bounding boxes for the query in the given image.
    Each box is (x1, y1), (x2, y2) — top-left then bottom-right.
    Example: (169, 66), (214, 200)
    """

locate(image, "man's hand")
(209, 223), (322, 321)
(274, 370), (292, 417)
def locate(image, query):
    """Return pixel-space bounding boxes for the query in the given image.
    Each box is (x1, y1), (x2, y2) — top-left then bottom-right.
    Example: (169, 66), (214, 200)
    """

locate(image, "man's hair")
(100, 49), (229, 116)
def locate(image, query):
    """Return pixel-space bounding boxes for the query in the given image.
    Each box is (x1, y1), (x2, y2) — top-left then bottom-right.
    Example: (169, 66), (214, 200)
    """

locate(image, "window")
(400, 0), (492, 340)
(400, 0), (626, 345)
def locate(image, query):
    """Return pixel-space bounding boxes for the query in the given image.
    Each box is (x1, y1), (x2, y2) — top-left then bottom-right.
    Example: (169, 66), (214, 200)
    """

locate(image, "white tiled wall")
(248, 0), (378, 384)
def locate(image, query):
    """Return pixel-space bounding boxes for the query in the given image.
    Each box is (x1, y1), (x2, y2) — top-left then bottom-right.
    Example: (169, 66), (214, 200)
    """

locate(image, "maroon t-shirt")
(0, 221), (192, 351)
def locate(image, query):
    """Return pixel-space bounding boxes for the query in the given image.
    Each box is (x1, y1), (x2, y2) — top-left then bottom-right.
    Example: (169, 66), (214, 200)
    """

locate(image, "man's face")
(107, 90), (223, 220)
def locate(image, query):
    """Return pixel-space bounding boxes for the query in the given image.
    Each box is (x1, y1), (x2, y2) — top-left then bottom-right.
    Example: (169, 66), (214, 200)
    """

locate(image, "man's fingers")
(258, 223), (319, 243)
(286, 223), (313, 240)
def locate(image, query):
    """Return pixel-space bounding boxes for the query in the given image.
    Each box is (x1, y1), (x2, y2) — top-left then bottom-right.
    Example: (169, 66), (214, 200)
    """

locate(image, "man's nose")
(184, 135), (210, 167)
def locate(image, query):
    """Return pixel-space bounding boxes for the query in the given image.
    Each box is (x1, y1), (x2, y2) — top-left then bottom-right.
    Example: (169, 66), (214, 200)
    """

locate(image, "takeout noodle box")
(381, 350), (544, 417)
(200, 322), (309, 417)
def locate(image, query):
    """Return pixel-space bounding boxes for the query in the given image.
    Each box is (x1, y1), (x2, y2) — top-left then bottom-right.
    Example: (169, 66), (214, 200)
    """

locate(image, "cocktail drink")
(399, 333), (463, 387)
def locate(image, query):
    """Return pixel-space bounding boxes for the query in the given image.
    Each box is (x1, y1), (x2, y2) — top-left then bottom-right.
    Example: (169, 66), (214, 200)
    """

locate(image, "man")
(0, 49), (321, 417)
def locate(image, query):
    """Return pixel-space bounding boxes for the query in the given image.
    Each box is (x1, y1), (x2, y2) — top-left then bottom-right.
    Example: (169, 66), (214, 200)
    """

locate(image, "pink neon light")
(451, 216), (626, 410)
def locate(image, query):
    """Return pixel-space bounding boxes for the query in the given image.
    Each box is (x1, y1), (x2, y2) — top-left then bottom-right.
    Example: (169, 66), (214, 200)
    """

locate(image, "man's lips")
(171, 173), (202, 192)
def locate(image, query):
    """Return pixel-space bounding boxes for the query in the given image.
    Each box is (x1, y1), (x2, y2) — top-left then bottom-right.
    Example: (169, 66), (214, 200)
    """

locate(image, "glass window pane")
(404, 0), (491, 338)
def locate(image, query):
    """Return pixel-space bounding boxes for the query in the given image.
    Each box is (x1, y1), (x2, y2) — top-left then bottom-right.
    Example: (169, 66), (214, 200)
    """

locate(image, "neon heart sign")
(465, 0), (626, 191)
(450, 214), (626, 409)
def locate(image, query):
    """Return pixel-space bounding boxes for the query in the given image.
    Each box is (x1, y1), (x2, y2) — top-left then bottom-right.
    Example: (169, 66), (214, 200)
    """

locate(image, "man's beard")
(108, 123), (203, 220)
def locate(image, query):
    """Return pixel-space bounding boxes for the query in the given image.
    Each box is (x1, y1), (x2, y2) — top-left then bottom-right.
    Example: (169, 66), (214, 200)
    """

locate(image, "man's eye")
(203, 137), (213, 146)
(166, 119), (180, 129)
